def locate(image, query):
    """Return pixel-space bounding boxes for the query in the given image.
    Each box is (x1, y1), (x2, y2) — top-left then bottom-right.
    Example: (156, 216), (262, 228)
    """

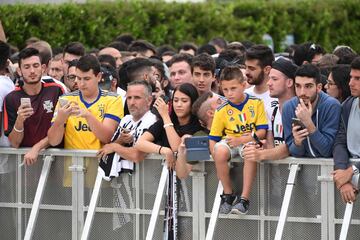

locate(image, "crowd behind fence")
(0, 147), (359, 240)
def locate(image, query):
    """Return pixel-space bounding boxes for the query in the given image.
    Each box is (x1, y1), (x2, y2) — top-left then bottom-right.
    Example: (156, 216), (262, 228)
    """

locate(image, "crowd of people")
(0, 31), (359, 219)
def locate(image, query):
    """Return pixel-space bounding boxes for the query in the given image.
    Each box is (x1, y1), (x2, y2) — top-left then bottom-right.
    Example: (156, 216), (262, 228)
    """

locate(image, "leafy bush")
(1, 0), (359, 52)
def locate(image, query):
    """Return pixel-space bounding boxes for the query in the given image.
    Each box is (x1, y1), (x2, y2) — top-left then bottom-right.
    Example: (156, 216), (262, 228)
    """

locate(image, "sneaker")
(231, 196), (250, 215)
(219, 194), (235, 214)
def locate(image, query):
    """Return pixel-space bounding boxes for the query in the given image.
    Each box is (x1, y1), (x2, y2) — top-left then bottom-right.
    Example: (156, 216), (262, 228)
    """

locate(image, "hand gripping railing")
(339, 171), (359, 240)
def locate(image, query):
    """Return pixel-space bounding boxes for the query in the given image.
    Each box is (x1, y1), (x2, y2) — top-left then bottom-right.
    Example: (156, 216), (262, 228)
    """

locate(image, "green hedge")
(1, 0), (359, 52)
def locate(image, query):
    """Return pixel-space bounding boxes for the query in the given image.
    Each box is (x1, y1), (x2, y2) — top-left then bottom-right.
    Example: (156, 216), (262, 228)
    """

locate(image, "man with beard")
(63, 59), (79, 92)
(97, 80), (157, 178)
(3, 48), (64, 164)
(245, 44), (278, 131)
(243, 57), (297, 161)
(282, 64), (341, 157)
(332, 57), (360, 203)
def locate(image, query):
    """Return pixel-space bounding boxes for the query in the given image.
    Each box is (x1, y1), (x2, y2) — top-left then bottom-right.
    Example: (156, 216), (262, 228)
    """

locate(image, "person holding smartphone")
(243, 58), (297, 162)
(96, 80), (157, 179)
(3, 48), (64, 165)
(48, 54), (123, 187)
(135, 83), (202, 169)
(282, 64), (341, 158)
(175, 91), (225, 179)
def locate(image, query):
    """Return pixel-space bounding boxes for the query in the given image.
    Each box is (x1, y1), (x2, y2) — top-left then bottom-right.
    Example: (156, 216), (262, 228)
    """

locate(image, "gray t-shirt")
(347, 97), (360, 158)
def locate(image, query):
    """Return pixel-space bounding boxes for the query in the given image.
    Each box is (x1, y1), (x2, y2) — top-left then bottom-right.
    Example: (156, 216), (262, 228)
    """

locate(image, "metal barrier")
(0, 147), (359, 240)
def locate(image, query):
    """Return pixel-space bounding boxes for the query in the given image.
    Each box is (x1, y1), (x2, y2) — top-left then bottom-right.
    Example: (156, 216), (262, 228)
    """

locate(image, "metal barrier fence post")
(191, 162), (206, 240)
(70, 156), (85, 240)
(258, 162), (265, 240)
(23, 155), (54, 240)
(16, 154), (23, 240)
(146, 164), (168, 240)
(326, 164), (336, 240)
(81, 171), (103, 240)
(135, 163), (140, 240)
(205, 181), (223, 240)
(274, 163), (299, 240)
(339, 173), (359, 240)
(319, 163), (332, 240)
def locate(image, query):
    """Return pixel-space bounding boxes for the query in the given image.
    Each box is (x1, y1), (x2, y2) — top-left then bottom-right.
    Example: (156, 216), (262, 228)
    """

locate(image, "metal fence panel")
(0, 148), (359, 240)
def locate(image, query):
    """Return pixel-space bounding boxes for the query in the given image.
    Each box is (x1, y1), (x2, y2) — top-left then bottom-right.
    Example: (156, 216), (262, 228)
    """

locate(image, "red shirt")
(3, 82), (64, 147)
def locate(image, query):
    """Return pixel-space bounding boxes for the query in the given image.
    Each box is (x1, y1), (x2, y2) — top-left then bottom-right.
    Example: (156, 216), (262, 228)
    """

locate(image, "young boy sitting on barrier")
(209, 65), (268, 214)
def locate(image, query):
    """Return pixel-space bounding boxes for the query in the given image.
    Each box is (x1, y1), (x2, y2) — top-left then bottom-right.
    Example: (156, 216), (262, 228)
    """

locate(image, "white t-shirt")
(245, 86), (278, 130)
(117, 87), (126, 107)
(0, 75), (15, 173)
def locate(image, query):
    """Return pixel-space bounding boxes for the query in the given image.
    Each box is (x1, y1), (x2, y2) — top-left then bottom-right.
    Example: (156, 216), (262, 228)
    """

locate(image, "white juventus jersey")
(245, 86), (278, 131)
(271, 104), (285, 146)
(99, 111), (157, 181)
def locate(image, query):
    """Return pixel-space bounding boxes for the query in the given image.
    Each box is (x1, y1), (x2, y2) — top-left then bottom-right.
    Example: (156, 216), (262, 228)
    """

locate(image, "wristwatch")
(352, 165), (359, 175)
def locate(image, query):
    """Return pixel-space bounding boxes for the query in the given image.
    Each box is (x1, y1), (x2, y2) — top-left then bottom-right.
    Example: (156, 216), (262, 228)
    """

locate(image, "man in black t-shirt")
(3, 48), (64, 165)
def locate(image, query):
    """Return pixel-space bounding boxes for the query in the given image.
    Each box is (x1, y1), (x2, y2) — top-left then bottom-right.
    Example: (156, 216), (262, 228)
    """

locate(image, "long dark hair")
(170, 83), (199, 125)
(331, 64), (351, 102)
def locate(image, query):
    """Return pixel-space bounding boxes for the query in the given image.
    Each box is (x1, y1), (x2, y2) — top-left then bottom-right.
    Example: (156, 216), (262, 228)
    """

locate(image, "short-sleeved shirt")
(52, 89), (123, 150)
(99, 111), (157, 180)
(147, 116), (202, 148)
(3, 82), (64, 147)
(271, 104), (285, 146)
(209, 94), (268, 142)
(52, 89), (123, 187)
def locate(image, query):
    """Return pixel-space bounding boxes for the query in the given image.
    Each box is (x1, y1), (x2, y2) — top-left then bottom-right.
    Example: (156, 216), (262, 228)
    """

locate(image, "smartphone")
(151, 95), (170, 116)
(251, 131), (263, 147)
(185, 136), (210, 162)
(121, 128), (131, 134)
(291, 118), (306, 130)
(20, 98), (31, 108)
(58, 98), (69, 107)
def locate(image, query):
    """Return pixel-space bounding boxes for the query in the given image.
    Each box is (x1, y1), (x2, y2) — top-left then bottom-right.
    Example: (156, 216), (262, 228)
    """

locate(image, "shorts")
(214, 139), (244, 161)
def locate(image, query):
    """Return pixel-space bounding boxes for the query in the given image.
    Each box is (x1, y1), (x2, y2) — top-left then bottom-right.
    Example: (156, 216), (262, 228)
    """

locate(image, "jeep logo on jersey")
(43, 100), (54, 113)
(233, 122), (255, 133)
(75, 121), (92, 132)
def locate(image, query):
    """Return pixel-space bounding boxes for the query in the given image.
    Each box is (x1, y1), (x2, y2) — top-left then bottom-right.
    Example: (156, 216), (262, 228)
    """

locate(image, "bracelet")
(13, 125), (24, 133)
(163, 123), (174, 128)
(158, 146), (163, 155)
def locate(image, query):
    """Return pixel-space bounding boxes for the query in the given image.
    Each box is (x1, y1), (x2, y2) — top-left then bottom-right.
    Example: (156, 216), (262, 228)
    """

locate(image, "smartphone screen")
(291, 118), (306, 130)
(20, 98), (31, 108)
(185, 136), (210, 162)
(59, 98), (69, 107)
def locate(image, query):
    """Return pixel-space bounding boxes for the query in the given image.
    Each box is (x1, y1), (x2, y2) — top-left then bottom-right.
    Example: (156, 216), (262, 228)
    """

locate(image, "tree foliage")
(1, 0), (359, 52)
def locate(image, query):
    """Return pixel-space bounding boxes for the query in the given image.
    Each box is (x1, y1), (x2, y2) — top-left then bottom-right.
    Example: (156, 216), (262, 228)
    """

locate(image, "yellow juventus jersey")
(209, 94), (268, 142)
(52, 89), (124, 150)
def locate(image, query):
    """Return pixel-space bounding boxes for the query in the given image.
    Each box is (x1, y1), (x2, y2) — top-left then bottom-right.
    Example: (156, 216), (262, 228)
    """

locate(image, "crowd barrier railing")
(0, 147), (359, 240)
